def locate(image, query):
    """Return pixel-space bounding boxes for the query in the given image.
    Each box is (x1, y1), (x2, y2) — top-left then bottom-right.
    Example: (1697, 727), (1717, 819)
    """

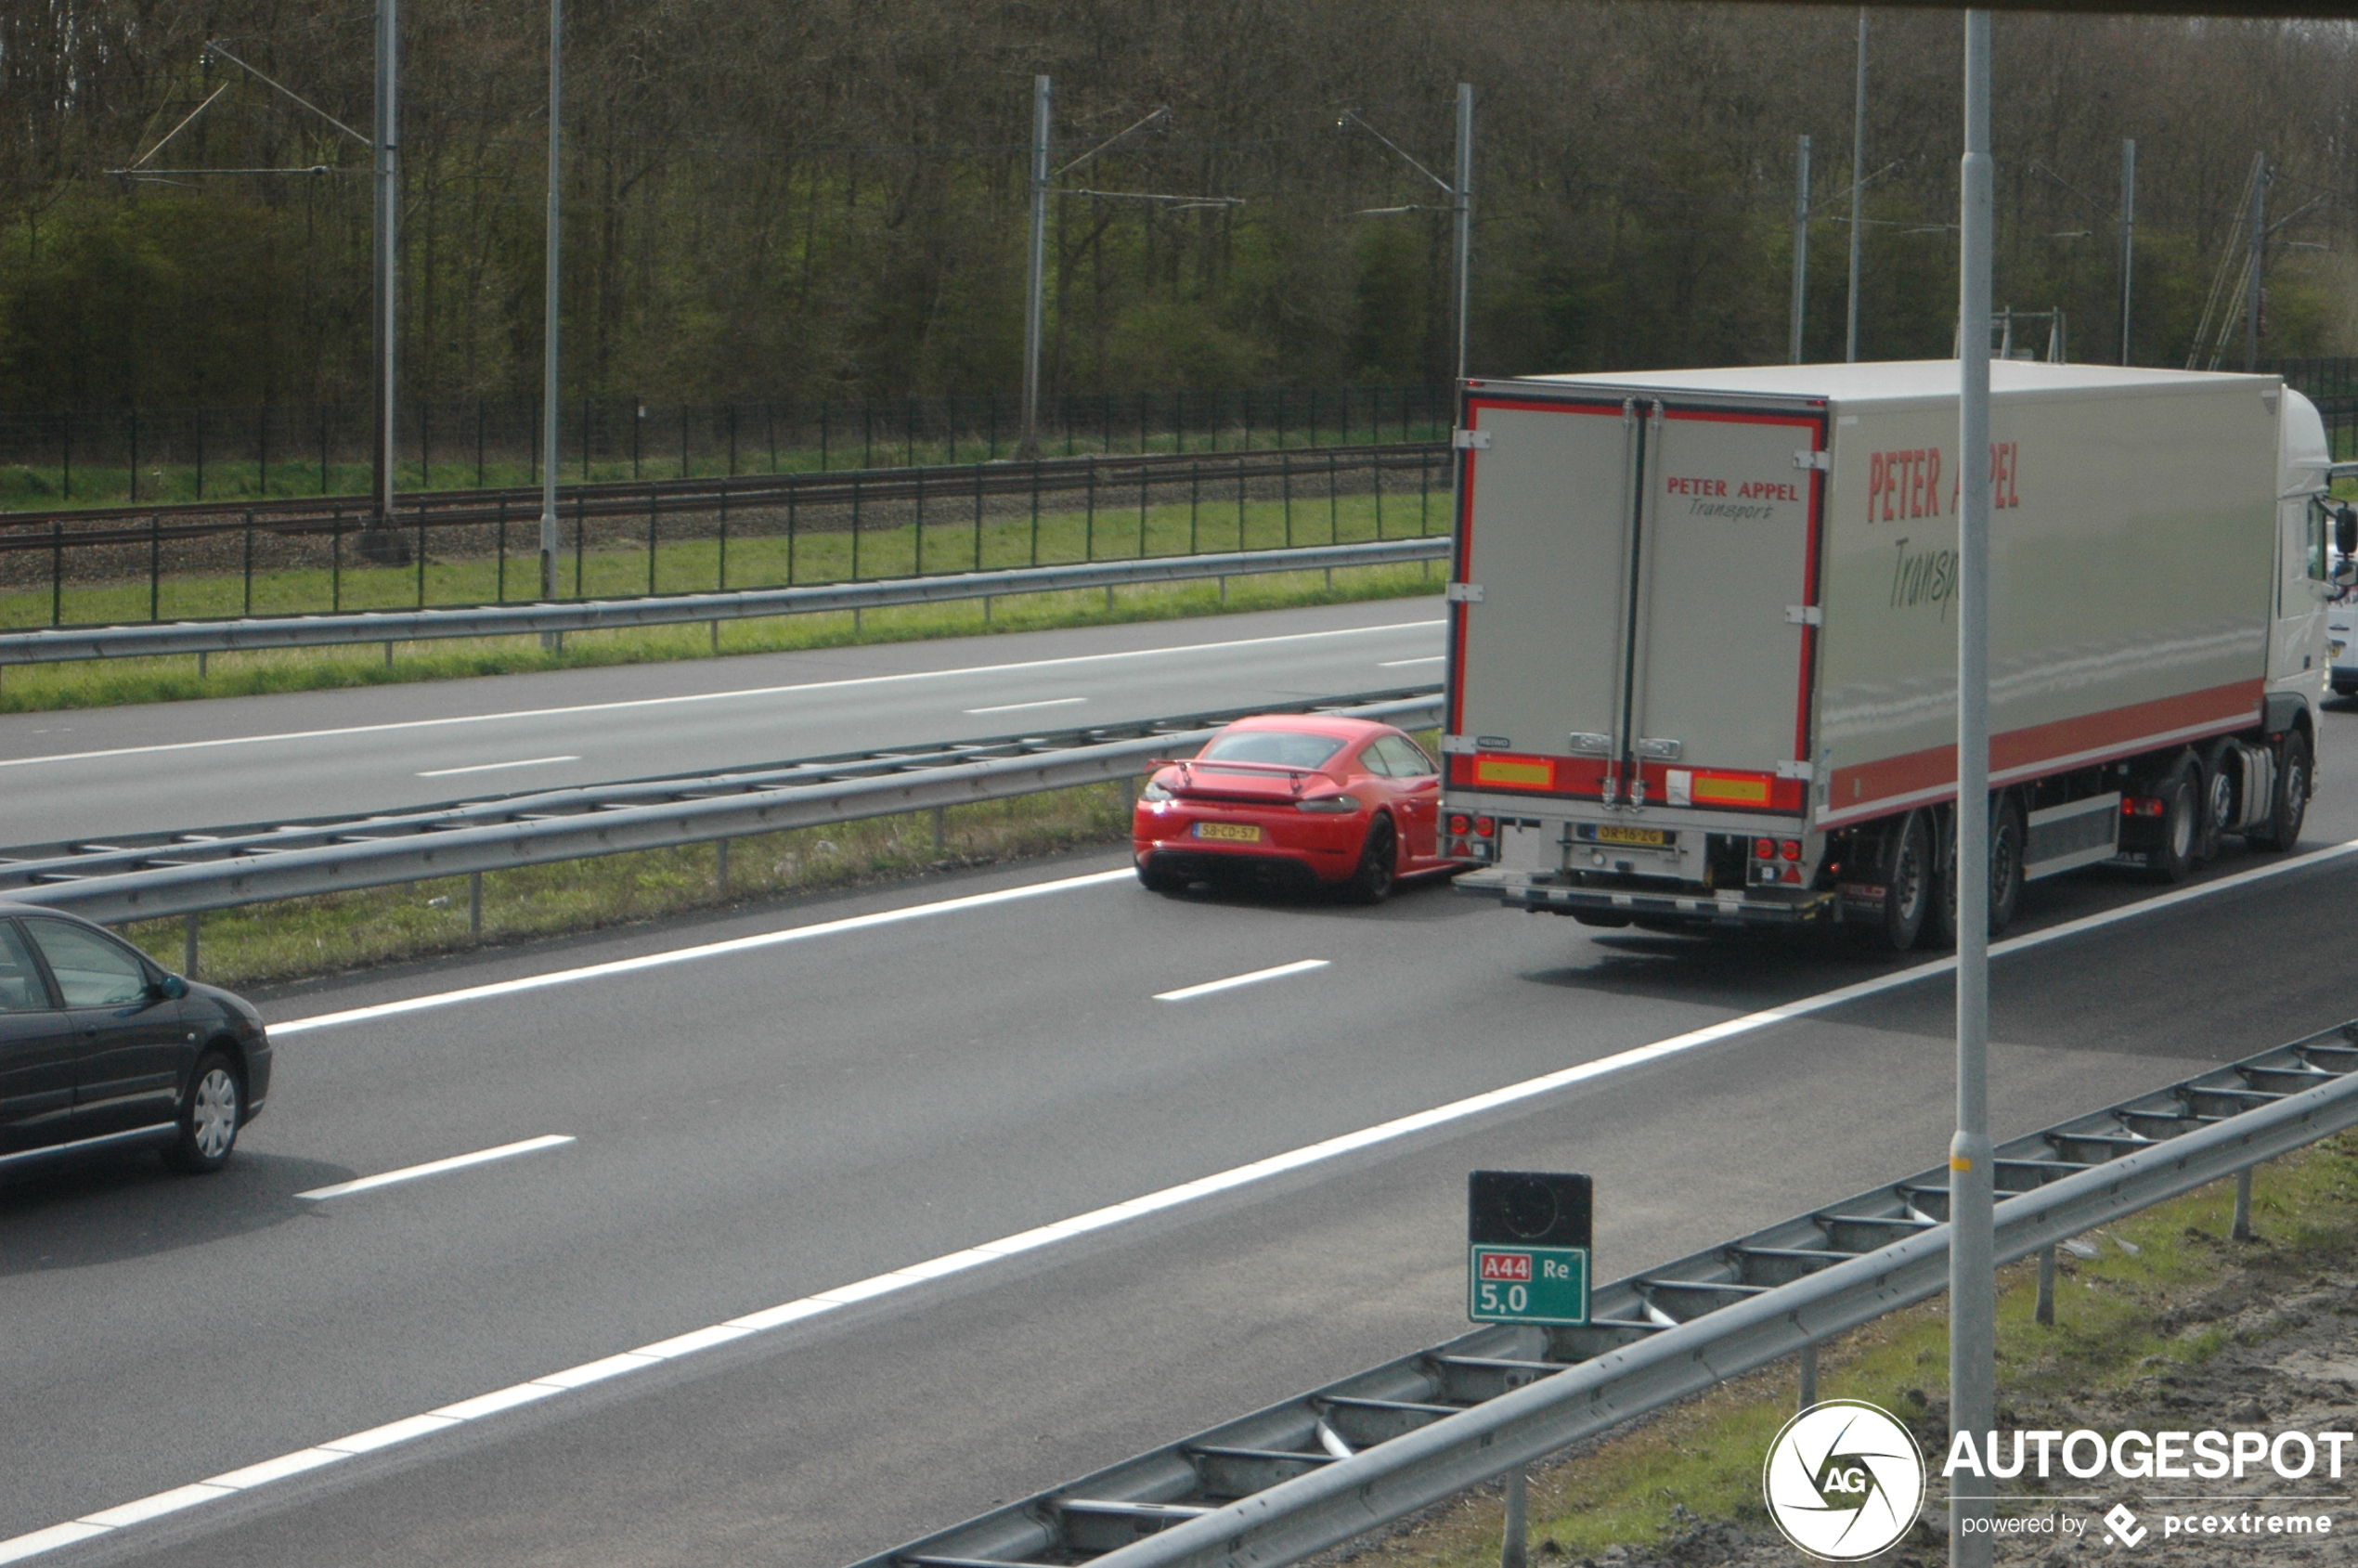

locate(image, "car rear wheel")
(1136, 859), (1186, 894)
(1344, 815), (1398, 903)
(165, 1052), (240, 1174)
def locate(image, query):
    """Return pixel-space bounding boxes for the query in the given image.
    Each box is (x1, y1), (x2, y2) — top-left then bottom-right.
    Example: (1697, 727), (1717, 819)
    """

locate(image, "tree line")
(0, 0), (2352, 413)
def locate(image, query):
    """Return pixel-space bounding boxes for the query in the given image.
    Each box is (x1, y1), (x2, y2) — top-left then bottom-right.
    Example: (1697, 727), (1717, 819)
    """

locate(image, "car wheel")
(165, 1051), (240, 1174)
(2249, 730), (2311, 851)
(1344, 814), (1398, 904)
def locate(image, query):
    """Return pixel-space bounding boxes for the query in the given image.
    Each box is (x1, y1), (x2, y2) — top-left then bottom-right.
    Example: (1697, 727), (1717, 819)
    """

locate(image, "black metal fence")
(0, 384), (1453, 511)
(0, 445), (1454, 631)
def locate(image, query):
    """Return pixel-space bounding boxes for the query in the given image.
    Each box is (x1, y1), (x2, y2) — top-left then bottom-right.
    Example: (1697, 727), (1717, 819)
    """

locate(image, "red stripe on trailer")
(1819, 679), (2266, 825)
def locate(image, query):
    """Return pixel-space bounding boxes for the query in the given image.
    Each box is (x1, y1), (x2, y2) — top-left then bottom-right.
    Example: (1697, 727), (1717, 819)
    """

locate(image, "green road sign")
(1468, 1243), (1590, 1325)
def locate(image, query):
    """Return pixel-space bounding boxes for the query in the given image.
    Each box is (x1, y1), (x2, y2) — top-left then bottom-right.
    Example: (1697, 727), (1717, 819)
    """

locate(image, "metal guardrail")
(0, 535), (1448, 667)
(855, 1021), (2358, 1568)
(2, 690), (1446, 926)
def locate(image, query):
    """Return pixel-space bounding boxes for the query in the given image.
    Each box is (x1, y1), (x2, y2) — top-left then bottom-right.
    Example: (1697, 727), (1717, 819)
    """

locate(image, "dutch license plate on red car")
(1195, 823), (1263, 843)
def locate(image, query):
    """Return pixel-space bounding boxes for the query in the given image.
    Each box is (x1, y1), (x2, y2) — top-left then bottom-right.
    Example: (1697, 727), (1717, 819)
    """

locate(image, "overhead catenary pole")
(539, 0), (563, 603)
(371, 0), (398, 533)
(1951, 10), (1996, 1568)
(1791, 135), (1812, 364)
(1019, 75), (1052, 460)
(1452, 83), (1473, 382)
(2118, 139), (2136, 366)
(1846, 8), (1868, 363)
(2246, 151), (2270, 372)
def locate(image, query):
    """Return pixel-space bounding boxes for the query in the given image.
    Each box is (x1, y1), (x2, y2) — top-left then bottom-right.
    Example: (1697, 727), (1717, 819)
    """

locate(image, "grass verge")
(119, 780), (1137, 991)
(1332, 1130), (2358, 1567)
(0, 558), (1445, 716)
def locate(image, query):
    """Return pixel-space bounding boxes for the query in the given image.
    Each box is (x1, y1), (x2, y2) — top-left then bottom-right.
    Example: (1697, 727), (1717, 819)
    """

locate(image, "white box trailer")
(1441, 360), (2339, 948)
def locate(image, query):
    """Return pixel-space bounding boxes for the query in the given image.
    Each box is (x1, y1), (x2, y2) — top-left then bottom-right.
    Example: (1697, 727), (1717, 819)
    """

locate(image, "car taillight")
(1295, 794), (1362, 813)
(1780, 839), (1803, 862)
(1448, 814), (1471, 836)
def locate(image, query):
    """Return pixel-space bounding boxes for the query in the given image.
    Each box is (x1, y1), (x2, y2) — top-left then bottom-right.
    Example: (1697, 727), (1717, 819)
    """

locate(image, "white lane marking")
(1156, 958), (1329, 1001)
(1379, 655), (1445, 667)
(0, 620), (1445, 770)
(19, 837), (2358, 1562)
(963, 696), (1087, 715)
(268, 869), (1136, 1036)
(415, 756), (580, 778)
(296, 1135), (576, 1200)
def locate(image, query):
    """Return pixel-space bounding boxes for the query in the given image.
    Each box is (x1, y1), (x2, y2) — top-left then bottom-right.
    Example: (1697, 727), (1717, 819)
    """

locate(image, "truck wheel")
(2196, 740), (2242, 862)
(1874, 811), (1932, 952)
(1989, 796), (2026, 931)
(2146, 758), (2199, 884)
(2249, 731), (2312, 852)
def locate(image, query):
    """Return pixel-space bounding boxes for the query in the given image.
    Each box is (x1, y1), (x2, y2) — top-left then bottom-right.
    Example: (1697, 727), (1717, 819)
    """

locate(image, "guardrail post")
(2034, 1244), (2056, 1326)
(716, 837), (730, 893)
(1499, 1469), (1527, 1568)
(469, 871), (484, 936)
(2233, 1167), (2255, 1240)
(932, 807), (945, 855)
(1797, 1341), (1818, 1408)
(183, 912), (199, 980)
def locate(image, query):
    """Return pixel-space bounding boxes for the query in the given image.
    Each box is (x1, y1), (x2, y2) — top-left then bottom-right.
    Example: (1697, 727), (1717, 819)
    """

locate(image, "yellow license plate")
(1195, 823), (1263, 843)
(1593, 825), (1669, 848)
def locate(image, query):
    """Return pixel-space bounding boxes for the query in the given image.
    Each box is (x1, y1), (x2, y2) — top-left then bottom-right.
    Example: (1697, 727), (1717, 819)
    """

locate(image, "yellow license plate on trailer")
(1195, 823), (1263, 843)
(1592, 825), (1669, 849)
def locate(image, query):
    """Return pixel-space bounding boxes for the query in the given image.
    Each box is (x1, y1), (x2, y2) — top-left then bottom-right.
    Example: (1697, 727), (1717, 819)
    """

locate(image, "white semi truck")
(1439, 361), (2340, 949)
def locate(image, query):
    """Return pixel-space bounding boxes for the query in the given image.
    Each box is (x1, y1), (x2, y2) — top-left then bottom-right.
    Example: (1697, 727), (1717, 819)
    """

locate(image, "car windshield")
(1199, 731), (1347, 769)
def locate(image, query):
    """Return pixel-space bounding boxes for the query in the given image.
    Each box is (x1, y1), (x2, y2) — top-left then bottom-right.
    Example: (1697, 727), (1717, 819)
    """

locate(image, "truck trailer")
(1439, 360), (2339, 949)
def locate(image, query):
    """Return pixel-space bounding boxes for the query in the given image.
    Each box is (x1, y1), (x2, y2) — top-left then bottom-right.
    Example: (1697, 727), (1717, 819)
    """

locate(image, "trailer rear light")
(1754, 837), (1776, 860)
(1779, 839), (1803, 861)
(1447, 814), (1471, 836)
(2122, 797), (2164, 817)
(1473, 816), (1496, 836)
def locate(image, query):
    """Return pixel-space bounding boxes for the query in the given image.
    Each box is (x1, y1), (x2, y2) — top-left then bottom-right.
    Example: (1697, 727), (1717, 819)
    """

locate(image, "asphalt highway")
(8, 695), (2358, 1567)
(0, 599), (1445, 847)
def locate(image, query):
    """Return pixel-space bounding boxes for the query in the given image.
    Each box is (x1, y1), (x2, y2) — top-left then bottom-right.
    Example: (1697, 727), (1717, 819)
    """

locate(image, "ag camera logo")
(1762, 1400), (1927, 1561)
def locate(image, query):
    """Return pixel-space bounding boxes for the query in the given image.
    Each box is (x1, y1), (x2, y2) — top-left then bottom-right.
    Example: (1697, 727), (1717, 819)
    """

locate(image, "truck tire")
(2249, 730), (2312, 852)
(2145, 757), (2200, 884)
(1932, 796), (2025, 940)
(2196, 739), (2242, 862)
(1872, 810), (1933, 952)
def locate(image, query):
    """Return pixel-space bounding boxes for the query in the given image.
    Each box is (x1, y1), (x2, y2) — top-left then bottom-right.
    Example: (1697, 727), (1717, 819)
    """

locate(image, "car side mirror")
(155, 974), (188, 1000)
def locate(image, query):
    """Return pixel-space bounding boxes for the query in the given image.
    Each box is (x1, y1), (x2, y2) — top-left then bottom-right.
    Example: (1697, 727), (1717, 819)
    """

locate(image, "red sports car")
(1132, 715), (1467, 901)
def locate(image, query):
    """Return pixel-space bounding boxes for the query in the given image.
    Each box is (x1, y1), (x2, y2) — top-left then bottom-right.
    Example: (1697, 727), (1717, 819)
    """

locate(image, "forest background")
(0, 0), (2353, 419)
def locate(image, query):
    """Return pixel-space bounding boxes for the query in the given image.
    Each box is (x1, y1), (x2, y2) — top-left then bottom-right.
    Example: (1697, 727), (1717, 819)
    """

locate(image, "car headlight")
(1141, 778), (1173, 802)
(1295, 794), (1361, 813)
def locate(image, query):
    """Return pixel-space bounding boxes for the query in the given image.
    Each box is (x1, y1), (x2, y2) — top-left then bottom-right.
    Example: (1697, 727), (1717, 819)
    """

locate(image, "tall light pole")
(1452, 83), (1473, 382)
(2118, 139), (2136, 366)
(1846, 8), (1868, 363)
(1019, 74), (1051, 460)
(539, 0), (564, 603)
(1951, 11), (1997, 1568)
(1790, 135), (1812, 364)
(371, 0), (399, 538)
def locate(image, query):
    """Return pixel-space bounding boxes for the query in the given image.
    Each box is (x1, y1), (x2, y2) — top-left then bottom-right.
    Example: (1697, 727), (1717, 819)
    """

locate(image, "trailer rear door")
(1447, 391), (1824, 814)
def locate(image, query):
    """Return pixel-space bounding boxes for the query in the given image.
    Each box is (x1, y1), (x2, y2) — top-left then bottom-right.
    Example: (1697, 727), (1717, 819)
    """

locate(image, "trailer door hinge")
(1446, 582), (1485, 603)
(1454, 428), (1493, 450)
(1784, 604), (1823, 627)
(1776, 760), (1816, 782)
(1439, 733), (1478, 755)
(1793, 449), (1831, 472)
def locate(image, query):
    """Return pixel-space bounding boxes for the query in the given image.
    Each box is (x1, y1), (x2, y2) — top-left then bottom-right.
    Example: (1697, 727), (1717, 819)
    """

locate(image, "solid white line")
(0, 619), (1445, 771)
(267, 868), (1137, 1036)
(1156, 958), (1330, 1001)
(295, 1135), (576, 1200)
(963, 696), (1087, 715)
(1379, 655), (1445, 667)
(19, 836), (2357, 1563)
(415, 756), (580, 778)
